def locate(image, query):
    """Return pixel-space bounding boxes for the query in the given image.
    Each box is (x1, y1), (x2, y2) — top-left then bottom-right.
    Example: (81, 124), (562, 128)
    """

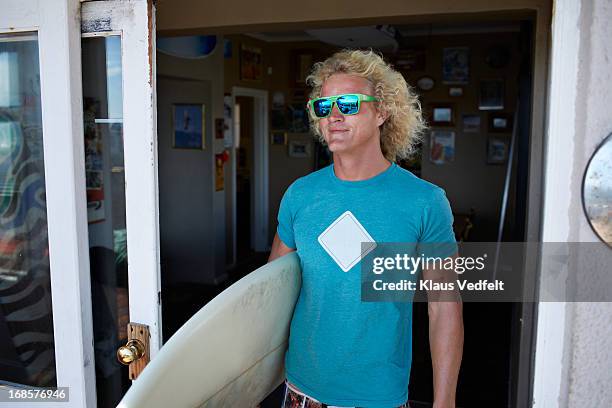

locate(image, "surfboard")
(117, 252), (301, 408)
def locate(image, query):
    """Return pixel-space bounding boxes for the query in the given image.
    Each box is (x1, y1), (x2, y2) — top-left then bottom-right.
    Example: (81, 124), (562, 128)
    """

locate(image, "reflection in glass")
(0, 33), (56, 387)
(82, 36), (130, 408)
(583, 133), (612, 246)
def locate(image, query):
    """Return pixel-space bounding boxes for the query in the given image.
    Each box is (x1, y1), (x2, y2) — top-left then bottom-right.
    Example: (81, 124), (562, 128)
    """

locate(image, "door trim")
(231, 87), (269, 260)
(532, 0), (581, 406)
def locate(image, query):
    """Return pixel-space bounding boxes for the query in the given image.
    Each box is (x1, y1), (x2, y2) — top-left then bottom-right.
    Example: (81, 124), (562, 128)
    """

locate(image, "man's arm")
(268, 232), (295, 262)
(423, 253), (464, 408)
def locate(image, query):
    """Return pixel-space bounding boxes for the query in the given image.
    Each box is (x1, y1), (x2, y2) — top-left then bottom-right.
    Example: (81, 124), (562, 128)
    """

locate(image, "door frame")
(231, 87), (269, 262)
(532, 0), (582, 406)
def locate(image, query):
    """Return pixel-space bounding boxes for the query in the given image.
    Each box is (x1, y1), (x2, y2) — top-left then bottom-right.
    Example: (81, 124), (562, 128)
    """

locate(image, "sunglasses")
(308, 93), (379, 118)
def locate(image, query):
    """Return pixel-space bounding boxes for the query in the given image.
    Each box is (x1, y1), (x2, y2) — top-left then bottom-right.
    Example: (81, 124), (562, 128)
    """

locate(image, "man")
(268, 49), (463, 408)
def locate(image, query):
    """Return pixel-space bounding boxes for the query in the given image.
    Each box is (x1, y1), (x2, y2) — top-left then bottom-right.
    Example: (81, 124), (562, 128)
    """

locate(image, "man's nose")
(329, 103), (344, 121)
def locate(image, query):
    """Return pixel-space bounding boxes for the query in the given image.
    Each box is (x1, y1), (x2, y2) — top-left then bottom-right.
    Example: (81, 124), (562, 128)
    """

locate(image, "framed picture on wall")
(442, 47), (470, 84)
(430, 105), (454, 126)
(462, 114), (481, 133)
(488, 113), (514, 132)
(479, 79), (505, 110)
(449, 86), (464, 97)
(288, 139), (311, 158)
(429, 130), (455, 164)
(172, 103), (205, 149)
(240, 44), (263, 81)
(487, 136), (509, 164)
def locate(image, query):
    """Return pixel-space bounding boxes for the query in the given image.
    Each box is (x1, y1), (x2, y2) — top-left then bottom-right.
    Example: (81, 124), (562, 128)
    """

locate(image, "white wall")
(535, 0), (612, 406)
(565, 0), (612, 405)
(156, 40), (227, 284)
(157, 77), (215, 284)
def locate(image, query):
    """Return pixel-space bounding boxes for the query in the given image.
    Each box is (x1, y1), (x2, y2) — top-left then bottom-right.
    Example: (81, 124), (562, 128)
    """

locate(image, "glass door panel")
(0, 32), (56, 388)
(81, 35), (130, 408)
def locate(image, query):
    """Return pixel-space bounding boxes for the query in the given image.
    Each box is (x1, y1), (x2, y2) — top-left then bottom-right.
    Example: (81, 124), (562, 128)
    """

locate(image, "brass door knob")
(117, 339), (146, 365)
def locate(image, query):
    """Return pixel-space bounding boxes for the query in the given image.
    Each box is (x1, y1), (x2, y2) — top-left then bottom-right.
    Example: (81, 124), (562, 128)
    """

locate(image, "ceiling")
(245, 21), (521, 49)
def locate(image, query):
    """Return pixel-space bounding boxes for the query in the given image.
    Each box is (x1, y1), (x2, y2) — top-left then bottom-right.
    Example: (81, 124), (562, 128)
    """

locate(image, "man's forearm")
(428, 300), (463, 408)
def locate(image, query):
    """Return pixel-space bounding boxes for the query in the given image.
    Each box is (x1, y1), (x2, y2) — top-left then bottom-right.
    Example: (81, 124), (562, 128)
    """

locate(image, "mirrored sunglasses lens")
(337, 95), (360, 115)
(313, 99), (332, 117)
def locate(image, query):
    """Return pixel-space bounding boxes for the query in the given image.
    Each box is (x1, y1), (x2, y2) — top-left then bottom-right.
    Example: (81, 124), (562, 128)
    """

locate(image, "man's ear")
(376, 109), (388, 127)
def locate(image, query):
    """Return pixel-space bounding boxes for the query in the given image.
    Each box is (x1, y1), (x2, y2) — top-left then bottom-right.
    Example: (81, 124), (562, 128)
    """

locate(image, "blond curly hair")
(306, 49), (426, 162)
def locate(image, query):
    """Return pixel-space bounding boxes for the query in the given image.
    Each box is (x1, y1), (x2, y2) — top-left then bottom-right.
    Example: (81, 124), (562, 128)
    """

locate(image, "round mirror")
(582, 132), (612, 247)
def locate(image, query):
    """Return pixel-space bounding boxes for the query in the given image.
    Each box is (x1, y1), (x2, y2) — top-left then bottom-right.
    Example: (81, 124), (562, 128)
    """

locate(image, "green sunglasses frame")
(307, 93), (379, 118)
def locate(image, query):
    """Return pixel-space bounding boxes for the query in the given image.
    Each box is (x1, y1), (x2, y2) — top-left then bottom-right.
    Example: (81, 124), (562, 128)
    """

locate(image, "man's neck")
(332, 149), (391, 181)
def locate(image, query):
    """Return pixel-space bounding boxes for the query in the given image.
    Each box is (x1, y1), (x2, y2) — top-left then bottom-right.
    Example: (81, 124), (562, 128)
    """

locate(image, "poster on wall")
(429, 130), (455, 164)
(240, 44), (263, 81)
(442, 47), (469, 84)
(172, 103), (205, 149)
(215, 156), (224, 191)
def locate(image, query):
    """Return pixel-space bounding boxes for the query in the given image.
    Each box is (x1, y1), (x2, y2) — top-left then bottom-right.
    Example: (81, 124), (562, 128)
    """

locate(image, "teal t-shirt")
(277, 161), (457, 408)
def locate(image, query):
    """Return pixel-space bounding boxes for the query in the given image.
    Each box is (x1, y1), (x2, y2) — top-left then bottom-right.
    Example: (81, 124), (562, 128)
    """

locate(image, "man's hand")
(268, 232), (295, 262)
(423, 252), (464, 408)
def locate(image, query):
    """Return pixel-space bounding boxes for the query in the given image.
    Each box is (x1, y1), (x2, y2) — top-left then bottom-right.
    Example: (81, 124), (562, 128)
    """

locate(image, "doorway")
(235, 95), (255, 260)
(154, 3), (550, 408)
(231, 87), (270, 264)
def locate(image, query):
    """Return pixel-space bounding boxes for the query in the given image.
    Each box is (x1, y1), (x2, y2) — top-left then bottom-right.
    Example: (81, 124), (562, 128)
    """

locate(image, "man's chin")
(327, 145), (342, 154)
(327, 140), (347, 152)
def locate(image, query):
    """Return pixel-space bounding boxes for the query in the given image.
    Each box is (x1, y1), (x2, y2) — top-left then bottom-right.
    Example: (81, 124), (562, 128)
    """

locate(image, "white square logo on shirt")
(317, 210), (377, 272)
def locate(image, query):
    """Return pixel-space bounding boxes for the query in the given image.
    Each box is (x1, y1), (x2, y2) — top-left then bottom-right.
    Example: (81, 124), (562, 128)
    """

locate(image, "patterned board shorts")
(281, 380), (410, 408)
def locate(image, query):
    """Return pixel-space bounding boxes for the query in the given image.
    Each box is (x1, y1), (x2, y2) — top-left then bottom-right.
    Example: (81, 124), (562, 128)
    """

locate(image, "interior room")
(153, 15), (538, 407)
